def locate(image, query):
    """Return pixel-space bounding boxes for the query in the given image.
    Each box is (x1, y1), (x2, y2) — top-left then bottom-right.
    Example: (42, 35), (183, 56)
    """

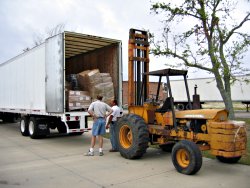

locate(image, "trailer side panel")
(0, 44), (46, 113)
(45, 34), (64, 113)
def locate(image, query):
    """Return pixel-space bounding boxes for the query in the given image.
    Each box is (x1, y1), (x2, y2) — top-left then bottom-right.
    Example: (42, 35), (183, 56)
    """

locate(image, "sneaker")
(84, 151), (94, 156)
(99, 151), (104, 156)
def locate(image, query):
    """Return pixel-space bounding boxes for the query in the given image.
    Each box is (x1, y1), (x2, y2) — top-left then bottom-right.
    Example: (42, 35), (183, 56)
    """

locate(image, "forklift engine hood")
(175, 109), (229, 121)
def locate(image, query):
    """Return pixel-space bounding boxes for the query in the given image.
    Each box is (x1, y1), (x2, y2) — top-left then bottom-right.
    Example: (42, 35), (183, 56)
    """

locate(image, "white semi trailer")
(170, 75), (250, 111)
(171, 75), (249, 101)
(0, 31), (122, 138)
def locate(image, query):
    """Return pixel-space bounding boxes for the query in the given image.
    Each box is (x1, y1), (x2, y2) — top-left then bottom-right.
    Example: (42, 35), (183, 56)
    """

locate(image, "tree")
(23, 23), (65, 52)
(150, 0), (250, 119)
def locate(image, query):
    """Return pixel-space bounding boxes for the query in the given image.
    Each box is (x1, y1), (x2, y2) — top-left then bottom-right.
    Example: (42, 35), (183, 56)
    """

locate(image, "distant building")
(122, 81), (165, 105)
(122, 74), (250, 106)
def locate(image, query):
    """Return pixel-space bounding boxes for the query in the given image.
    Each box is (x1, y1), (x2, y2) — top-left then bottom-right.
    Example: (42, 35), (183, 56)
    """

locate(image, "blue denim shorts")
(92, 118), (106, 136)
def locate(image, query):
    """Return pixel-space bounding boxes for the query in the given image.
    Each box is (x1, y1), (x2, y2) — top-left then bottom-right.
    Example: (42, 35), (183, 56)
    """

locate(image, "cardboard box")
(77, 69), (101, 91)
(68, 90), (90, 96)
(67, 90), (91, 111)
(77, 69), (115, 104)
(68, 102), (90, 110)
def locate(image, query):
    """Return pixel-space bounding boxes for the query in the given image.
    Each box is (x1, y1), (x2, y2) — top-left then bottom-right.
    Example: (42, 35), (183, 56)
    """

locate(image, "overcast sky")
(0, 0), (249, 80)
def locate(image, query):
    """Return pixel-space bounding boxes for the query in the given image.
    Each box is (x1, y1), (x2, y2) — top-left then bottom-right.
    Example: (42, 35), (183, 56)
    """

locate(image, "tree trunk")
(214, 75), (235, 119)
(224, 93), (235, 120)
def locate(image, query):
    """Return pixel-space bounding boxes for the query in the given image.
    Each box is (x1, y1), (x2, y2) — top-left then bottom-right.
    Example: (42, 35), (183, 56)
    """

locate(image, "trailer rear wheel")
(29, 117), (39, 139)
(216, 156), (241, 163)
(57, 122), (67, 133)
(116, 114), (149, 159)
(29, 117), (49, 139)
(172, 140), (202, 175)
(20, 116), (29, 136)
(2, 113), (19, 123)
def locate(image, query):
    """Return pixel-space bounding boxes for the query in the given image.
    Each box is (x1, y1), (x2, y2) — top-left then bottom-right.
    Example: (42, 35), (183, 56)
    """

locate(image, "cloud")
(0, 0), (249, 79)
(0, 0), (160, 72)
(97, 3), (120, 30)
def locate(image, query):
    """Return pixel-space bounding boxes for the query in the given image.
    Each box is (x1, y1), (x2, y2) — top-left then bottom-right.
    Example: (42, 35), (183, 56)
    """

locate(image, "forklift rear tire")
(172, 140), (202, 175)
(216, 156), (241, 163)
(116, 114), (149, 159)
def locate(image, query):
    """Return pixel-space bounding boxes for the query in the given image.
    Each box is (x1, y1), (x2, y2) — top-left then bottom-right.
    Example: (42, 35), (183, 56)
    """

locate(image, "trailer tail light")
(66, 116), (70, 121)
(75, 116), (79, 121)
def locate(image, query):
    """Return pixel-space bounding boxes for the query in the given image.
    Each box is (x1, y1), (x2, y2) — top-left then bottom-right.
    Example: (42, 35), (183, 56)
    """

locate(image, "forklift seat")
(155, 97), (173, 113)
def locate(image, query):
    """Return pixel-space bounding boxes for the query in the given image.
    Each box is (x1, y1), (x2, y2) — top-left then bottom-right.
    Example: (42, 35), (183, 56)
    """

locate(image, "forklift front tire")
(172, 140), (202, 175)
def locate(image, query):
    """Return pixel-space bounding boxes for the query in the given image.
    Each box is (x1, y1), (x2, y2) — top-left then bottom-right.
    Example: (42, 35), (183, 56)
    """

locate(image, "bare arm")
(106, 114), (114, 129)
(88, 110), (96, 118)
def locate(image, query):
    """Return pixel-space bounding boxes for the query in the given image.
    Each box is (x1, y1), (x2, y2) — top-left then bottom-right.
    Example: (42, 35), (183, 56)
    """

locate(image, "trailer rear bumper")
(62, 112), (91, 133)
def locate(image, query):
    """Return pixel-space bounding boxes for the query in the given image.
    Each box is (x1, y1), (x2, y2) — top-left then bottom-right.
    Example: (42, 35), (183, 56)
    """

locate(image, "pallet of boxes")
(66, 69), (115, 111)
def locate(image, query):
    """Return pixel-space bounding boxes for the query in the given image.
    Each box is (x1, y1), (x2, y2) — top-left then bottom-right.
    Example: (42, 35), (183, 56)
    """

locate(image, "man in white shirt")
(86, 95), (113, 156)
(106, 99), (122, 152)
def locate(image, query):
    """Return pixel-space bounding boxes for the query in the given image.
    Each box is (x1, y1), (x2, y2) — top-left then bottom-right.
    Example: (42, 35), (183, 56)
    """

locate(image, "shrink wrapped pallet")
(66, 74), (80, 90)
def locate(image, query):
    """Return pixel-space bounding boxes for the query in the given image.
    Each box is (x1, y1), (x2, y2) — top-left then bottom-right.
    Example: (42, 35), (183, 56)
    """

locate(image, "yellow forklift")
(116, 29), (247, 175)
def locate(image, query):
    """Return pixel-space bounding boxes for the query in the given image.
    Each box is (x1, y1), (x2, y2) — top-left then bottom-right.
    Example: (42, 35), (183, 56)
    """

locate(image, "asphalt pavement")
(235, 111), (250, 119)
(0, 121), (249, 188)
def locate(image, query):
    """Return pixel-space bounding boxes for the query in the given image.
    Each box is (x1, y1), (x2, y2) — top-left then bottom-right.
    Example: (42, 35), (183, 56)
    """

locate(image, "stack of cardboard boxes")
(67, 90), (91, 111)
(66, 69), (114, 111)
(77, 69), (114, 104)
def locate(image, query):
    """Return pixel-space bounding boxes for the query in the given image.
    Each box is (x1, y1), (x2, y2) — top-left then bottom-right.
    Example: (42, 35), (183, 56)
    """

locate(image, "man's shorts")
(92, 118), (106, 136)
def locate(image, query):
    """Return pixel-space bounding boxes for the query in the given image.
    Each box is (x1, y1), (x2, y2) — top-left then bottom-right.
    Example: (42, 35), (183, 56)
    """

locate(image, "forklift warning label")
(184, 114), (205, 118)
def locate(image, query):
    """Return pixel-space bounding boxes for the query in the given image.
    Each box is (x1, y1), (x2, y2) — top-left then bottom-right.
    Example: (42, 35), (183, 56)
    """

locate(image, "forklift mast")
(128, 29), (150, 106)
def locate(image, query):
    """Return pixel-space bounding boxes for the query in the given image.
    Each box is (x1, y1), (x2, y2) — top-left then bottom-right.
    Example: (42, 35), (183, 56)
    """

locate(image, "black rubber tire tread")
(57, 122), (67, 133)
(172, 140), (202, 175)
(20, 116), (29, 136)
(29, 117), (49, 139)
(116, 114), (149, 159)
(216, 156), (241, 163)
(2, 113), (18, 123)
(29, 117), (40, 139)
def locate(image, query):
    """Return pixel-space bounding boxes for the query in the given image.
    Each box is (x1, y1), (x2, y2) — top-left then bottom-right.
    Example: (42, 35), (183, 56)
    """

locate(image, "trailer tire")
(172, 140), (202, 175)
(57, 122), (67, 133)
(29, 117), (40, 139)
(216, 156), (241, 163)
(20, 116), (29, 136)
(116, 114), (149, 159)
(28, 117), (49, 139)
(2, 113), (19, 123)
(176, 104), (184, 111)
